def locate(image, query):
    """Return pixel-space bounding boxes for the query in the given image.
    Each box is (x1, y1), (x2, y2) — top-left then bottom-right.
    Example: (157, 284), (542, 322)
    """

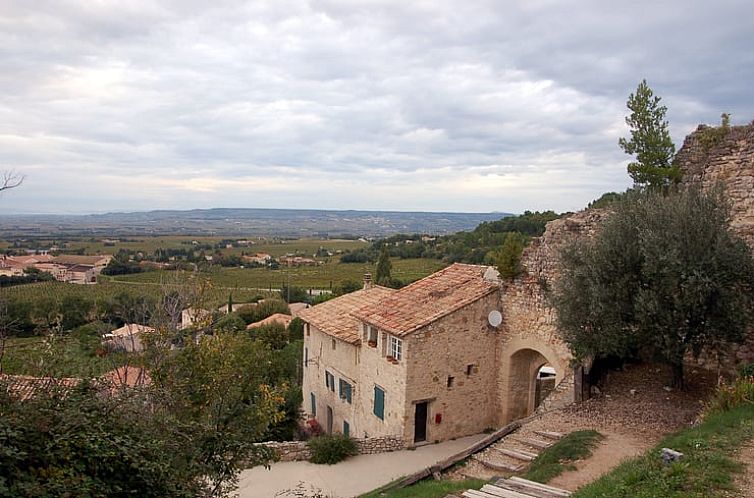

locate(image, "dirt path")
(548, 432), (648, 490)
(734, 441), (754, 498)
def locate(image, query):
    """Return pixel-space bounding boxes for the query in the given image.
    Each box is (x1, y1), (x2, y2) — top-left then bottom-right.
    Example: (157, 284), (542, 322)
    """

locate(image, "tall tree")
(553, 187), (754, 388)
(374, 244), (392, 286)
(619, 80), (679, 189)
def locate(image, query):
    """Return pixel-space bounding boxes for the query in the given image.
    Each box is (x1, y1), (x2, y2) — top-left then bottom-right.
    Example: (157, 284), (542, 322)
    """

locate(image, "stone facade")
(257, 435), (406, 463)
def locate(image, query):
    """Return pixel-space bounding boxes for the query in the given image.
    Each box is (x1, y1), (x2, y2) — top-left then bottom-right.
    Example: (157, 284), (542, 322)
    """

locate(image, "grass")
(572, 403), (754, 498)
(523, 430), (604, 484)
(358, 478), (487, 498)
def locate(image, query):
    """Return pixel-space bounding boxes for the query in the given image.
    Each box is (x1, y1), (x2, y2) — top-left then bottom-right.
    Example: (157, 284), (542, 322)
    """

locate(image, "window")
(447, 376), (455, 388)
(389, 336), (403, 361)
(339, 378), (353, 404)
(373, 385), (385, 420)
(304, 347), (308, 367)
(306, 323), (310, 336)
(310, 392), (316, 416)
(466, 364), (475, 375)
(325, 371), (335, 392)
(368, 326), (378, 346)
(332, 338), (336, 350)
(343, 420), (350, 437)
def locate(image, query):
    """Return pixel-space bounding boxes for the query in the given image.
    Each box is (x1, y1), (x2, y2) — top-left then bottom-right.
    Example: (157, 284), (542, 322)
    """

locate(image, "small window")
(339, 378), (353, 404)
(368, 326), (378, 345)
(447, 376), (455, 388)
(325, 371), (335, 392)
(466, 364), (474, 375)
(343, 420), (350, 437)
(310, 392), (316, 416)
(332, 338), (336, 350)
(389, 336), (403, 361)
(304, 347), (308, 367)
(306, 323), (310, 336)
(373, 385), (385, 420)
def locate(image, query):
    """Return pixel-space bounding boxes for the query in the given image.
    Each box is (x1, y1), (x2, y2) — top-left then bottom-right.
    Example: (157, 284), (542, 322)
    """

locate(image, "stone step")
(473, 455), (524, 473)
(533, 430), (565, 440)
(495, 480), (568, 498)
(514, 437), (553, 450)
(493, 447), (538, 462)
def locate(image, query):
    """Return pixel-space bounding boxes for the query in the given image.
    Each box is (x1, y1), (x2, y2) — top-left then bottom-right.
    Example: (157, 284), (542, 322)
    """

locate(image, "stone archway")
(498, 336), (571, 425)
(506, 348), (551, 421)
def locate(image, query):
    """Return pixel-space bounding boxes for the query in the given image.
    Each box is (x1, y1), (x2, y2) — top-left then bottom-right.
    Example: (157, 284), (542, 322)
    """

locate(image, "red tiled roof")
(353, 263), (499, 337)
(298, 286), (395, 344)
(0, 374), (80, 401)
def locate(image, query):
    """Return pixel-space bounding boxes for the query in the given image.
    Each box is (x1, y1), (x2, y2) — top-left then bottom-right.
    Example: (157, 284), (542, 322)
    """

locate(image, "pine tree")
(618, 79), (679, 189)
(374, 244), (392, 286)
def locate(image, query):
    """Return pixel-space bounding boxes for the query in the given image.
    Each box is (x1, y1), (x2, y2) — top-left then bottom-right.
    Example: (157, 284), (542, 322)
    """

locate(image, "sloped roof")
(0, 374), (80, 401)
(107, 323), (155, 337)
(298, 286), (395, 344)
(52, 254), (111, 266)
(353, 263), (499, 337)
(247, 313), (293, 330)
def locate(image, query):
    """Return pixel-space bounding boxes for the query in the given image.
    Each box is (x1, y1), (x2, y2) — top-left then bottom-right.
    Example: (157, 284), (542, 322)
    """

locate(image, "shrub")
(703, 376), (754, 416)
(308, 434), (357, 464)
(738, 361), (754, 379)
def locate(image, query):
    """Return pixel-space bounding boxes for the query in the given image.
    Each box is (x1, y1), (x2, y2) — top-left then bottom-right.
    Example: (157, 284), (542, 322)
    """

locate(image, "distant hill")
(0, 208), (512, 238)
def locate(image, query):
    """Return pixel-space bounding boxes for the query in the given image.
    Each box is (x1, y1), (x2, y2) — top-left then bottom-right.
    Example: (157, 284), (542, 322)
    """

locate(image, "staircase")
(462, 428), (565, 478)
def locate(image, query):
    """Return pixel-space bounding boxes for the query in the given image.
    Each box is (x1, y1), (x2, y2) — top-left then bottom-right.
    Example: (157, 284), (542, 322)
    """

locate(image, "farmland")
(100, 257), (445, 291)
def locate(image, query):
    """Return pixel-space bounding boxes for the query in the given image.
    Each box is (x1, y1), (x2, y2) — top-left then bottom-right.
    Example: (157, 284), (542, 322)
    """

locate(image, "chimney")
(363, 273), (373, 290)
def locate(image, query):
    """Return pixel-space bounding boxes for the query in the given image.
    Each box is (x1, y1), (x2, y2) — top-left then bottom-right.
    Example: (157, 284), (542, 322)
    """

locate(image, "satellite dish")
(488, 310), (502, 327)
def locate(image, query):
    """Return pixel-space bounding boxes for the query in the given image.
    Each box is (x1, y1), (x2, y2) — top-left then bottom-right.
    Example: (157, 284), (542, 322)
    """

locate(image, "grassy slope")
(523, 430), (604, 483)
(573, 403), (754, 498)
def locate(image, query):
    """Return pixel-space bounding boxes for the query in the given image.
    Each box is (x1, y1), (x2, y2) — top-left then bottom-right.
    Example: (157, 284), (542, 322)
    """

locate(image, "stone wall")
(677, 123), (754, 248)
(677, 122), (754, 370)
(257, 435), (406, 463)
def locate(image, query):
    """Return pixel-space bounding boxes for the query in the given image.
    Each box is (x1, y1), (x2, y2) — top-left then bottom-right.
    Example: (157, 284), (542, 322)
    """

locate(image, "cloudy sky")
(1, 1), (752, 215)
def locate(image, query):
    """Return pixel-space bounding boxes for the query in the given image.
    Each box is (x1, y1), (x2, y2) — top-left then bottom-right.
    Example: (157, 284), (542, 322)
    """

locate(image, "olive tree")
(553, 187), (754, 388)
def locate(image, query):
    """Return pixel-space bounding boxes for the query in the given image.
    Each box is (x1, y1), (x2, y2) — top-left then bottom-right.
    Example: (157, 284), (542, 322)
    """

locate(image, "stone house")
(299, 263), (570, 446)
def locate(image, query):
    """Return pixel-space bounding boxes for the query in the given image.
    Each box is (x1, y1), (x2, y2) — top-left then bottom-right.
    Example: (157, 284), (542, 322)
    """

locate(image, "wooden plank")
(533, 430), (564, 440)
(462, 490), (500, 498)
(495, 481), (567, 498)
(508, 477), (572, 496)
(480, 483), (536, 498)
(515, 438), (553, 450)
(495, 448), (538, 461)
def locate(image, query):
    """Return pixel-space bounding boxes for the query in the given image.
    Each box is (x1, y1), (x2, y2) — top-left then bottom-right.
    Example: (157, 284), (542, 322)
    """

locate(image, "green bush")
(738, 361), (754, 378)
(308, 434), (357, 464)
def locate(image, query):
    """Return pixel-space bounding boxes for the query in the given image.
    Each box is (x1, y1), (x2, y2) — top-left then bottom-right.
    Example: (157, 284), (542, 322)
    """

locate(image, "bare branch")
(1, 170), (24, 192)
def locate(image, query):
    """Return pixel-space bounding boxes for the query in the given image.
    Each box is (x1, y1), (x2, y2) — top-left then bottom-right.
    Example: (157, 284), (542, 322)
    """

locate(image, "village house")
(246, 313), (293, 330)
(243, 252), (272, 265)
(300, 264), (528, 445)
(103, 323), (155, 353)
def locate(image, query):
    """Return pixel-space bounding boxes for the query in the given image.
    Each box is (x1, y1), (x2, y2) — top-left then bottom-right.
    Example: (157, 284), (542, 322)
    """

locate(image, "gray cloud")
(1, 0), (752, 215)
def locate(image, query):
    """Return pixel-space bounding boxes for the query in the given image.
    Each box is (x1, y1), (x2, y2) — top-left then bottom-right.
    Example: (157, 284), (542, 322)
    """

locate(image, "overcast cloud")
(1, 0), (752, 214)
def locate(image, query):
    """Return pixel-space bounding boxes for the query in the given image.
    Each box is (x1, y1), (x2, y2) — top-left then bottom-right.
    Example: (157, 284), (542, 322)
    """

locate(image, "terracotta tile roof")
(247, 313), (293, 329)
(298, 286), (395, 344)
(101, 366), (151, 390)
(353, 263), (499, 337)
(0, 374), (80, 401)
(106, 323), (155, 338)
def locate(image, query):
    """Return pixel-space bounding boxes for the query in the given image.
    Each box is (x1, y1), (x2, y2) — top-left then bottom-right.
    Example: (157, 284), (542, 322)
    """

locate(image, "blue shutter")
(343, 420), (350, 437)
(373, 386), (384, 420)
(310, 392), (316, 416)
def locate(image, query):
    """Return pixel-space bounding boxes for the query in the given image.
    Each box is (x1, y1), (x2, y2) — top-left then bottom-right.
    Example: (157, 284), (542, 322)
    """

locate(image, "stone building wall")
(355, 323), (409, 440)
(302, 325), (361, 435)
(404, 291), (501, 444)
